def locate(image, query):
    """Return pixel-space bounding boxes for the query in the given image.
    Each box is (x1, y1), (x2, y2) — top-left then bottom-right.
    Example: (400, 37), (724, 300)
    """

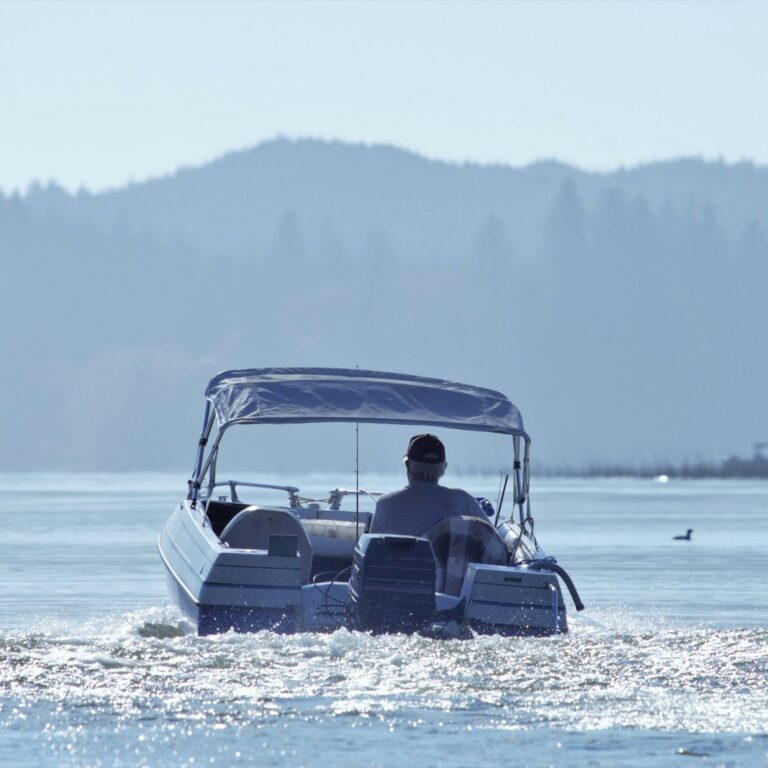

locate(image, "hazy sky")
(1, 0), (766, 193)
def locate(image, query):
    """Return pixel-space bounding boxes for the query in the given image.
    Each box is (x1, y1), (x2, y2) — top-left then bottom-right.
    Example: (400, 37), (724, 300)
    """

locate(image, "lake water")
(1, 473), (766, 767)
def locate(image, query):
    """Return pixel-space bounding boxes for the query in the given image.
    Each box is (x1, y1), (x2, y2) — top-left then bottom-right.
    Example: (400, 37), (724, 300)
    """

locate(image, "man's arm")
(462, 490), (489, 521)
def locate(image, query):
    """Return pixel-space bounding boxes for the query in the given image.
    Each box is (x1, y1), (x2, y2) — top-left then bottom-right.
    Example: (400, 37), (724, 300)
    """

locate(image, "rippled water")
(1, 474), (767, 767)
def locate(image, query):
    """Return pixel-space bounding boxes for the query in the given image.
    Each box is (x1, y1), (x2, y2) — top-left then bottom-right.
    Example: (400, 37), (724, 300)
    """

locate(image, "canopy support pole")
(188, 403), (213, 503)
(189, 417), (222, 506)
(513, 436), (524, 526)
(522, 437), (530, 526)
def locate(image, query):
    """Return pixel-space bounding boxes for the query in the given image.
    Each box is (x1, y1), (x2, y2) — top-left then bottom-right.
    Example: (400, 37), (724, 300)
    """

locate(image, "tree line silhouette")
(1, 139), (766, 470)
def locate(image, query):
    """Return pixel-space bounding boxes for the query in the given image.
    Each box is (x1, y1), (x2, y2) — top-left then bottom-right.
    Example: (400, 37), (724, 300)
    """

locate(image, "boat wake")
(2, 605), (766, 766)
(2, 605), (766, 726)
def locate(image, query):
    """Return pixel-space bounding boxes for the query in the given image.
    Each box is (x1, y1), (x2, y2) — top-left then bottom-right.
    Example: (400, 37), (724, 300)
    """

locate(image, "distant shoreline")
(540, 456), (768, 480)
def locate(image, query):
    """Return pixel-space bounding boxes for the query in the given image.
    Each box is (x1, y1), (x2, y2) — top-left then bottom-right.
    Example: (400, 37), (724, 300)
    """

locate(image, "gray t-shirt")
(369, 480), (487, 537)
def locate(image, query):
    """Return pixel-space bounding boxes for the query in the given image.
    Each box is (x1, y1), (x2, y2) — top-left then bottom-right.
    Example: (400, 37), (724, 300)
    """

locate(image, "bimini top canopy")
(205, 368), (527, 438)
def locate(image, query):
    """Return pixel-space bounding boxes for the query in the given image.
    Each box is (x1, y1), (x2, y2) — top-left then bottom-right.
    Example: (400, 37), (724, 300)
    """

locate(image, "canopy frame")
(187, 368), (531, 524)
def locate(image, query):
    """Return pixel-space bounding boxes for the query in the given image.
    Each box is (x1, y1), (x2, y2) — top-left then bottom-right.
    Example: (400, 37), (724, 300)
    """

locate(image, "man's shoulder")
(376, 486), (410, 505)
(441, 485), (484, 512)
(441, 485), (477, 501)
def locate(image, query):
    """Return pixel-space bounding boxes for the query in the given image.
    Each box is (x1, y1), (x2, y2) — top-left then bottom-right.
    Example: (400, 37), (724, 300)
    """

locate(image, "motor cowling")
(348, 534), (436, 633)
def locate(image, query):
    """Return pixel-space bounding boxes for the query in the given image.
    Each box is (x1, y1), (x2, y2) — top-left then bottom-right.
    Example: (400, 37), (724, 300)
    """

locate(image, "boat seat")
(424, 516), (509, 596)
(220, 506), (313, 584)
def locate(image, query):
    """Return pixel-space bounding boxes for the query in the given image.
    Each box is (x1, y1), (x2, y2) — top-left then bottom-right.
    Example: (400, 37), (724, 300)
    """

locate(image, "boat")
(158, 368), (584, 636)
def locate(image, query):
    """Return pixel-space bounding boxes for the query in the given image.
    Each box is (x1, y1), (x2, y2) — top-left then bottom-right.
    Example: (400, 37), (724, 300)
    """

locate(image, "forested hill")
(2, 139), (766, 471)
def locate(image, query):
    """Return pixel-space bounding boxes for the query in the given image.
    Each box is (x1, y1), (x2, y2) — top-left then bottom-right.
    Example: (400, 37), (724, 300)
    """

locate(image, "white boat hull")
(159, 501), (569, 636)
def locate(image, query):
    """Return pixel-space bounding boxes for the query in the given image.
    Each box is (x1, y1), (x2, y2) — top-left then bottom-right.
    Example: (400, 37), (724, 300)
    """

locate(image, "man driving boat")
(369, 434), (487, 536)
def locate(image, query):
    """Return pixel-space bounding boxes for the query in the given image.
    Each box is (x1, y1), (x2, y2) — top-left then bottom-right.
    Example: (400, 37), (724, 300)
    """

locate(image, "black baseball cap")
(405, 434), (446, 464)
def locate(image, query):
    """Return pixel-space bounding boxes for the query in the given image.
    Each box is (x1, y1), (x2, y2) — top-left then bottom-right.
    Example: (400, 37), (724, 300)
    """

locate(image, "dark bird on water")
(674, 529), (693, 540)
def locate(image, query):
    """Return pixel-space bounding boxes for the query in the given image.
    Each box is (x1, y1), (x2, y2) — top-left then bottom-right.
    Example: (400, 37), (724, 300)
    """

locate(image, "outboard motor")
(348, 534), (436, 633)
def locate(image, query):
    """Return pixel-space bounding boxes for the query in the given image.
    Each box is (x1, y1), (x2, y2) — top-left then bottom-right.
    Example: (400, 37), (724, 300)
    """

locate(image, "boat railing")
(327, 488), (384, 510)
(206, 480), (301, 508)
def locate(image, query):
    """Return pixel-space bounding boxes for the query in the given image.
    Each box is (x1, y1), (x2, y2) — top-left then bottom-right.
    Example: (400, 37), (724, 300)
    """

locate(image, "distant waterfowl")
(673, 529), (693, 541)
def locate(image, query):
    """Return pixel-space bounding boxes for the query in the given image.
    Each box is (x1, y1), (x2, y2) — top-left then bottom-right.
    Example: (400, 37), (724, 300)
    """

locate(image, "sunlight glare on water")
(1, 473), (767, 767)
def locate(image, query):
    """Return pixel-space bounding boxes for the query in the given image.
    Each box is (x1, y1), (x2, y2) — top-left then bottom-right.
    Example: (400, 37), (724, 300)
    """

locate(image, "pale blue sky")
(1, 0), (766, 193)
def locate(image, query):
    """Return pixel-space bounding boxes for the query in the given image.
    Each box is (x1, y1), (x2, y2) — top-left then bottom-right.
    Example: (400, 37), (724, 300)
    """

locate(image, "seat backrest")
(220, 506), (313, 584)
(424, 515), (508, 596)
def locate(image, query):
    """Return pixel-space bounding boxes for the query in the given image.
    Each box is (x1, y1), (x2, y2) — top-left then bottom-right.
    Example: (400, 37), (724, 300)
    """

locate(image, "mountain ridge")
(2, 138), (766, 470)
(17, 137), (768, 203)
(15, 138), (768, 261)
